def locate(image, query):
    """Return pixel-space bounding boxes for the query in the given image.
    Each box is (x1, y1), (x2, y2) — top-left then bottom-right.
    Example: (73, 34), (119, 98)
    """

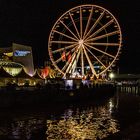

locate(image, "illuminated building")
(0, 43), (40, 86)
(0, 43), (35, 76)
(0, 43), (58, 86)
(12, 43), (35, 76)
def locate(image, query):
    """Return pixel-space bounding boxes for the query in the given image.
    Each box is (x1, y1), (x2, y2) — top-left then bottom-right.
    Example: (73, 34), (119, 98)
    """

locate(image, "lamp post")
(109, 72), (116, 87)
(109, 73), (115, 81)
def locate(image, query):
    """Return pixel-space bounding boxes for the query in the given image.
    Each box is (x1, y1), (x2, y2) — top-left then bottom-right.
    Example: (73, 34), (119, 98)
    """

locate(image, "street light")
(109, 73), (115, 80)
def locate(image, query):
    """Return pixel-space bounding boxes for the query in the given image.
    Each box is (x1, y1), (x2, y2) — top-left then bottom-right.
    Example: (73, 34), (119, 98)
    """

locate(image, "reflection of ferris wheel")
(48, 4), (122, 78)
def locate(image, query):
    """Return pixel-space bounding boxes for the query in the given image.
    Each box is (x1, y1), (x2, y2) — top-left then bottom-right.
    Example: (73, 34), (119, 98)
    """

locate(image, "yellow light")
(4, 52), (13, 57)
(109, 73), (115, 79)
(3, 67), (22, 76)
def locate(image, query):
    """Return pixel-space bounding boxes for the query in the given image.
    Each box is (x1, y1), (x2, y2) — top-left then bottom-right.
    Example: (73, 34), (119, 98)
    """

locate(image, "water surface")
(0, 87), (140, 139)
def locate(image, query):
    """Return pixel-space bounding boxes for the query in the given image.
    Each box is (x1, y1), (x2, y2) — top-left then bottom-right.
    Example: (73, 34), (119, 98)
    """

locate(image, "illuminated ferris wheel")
(48, 4), (122, 79)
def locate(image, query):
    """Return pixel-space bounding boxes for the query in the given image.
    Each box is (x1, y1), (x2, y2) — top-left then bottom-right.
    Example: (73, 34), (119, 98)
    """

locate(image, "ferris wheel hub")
(78, 39), (84, 46)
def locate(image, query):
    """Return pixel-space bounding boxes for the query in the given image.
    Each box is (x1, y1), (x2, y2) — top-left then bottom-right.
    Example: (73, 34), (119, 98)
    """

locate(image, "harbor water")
(0, 86), (140, 139)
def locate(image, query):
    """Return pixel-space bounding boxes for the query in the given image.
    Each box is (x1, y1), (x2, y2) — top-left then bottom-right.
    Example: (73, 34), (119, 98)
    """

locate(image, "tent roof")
(0, 68), (13, 78)
(14, 69), (32, 78)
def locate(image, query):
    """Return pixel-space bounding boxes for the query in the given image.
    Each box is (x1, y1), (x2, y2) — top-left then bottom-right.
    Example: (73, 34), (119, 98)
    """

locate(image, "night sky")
(0, 0), (140, 74)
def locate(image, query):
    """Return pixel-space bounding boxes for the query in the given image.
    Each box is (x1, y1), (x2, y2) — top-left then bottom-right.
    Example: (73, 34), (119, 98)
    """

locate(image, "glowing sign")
(14, 50), (31, 56)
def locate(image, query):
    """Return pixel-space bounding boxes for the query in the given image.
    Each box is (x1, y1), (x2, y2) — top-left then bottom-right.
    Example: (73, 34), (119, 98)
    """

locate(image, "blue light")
(14, 50), (31, 56)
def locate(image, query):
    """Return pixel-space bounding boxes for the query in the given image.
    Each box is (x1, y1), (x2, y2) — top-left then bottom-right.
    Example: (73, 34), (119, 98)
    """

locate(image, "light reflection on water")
(1, 83), (140, 139)
(0, 94), (121, 140)
(47, 100), (119, 140)
(1, 87), (140, 139)
(9, 117), (45, 140)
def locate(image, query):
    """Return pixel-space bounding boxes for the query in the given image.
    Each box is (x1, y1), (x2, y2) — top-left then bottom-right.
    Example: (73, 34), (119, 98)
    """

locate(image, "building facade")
(0, 43), (35, 76)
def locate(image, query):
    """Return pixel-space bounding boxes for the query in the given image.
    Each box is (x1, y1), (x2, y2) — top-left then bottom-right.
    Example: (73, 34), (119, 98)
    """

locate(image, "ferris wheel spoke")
(71, 50), (81, 74)
(64, 49), (80, 75)
(83, 6), (94, 38)
(80, 7), (83, 38)
(85, 30), (120, 42)
(83, 10), (105, 40)
(52, 30), (78, 42)
(84, 43), (115, 58)
(83, 46), (98, 78)
(62, 46), (79, 71)
(52, 43), (77, 53)
(68, 47), (81, 74)
(55, 57), (63, 64)
(54, 57), (61, 64)
(62, 53), (75, 72)
(81, 47), (84, 76)
(84, 45), (107, 69)
(69, 12), (81, 39)
(66, 47), (81, 74)
(60, 20), (79, 40)
(55, 46), (77, 64)
(50, 41), (76, 44)
(85, 19), (114, 40)
(86, 42), (120, 46)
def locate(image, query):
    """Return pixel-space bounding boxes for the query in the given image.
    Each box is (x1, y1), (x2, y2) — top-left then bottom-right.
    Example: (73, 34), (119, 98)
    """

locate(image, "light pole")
(109, 73), (115, 81)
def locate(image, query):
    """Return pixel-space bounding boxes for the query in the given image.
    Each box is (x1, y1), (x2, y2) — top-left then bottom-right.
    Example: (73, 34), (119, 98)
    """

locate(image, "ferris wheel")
(48, 4), (122, 79)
